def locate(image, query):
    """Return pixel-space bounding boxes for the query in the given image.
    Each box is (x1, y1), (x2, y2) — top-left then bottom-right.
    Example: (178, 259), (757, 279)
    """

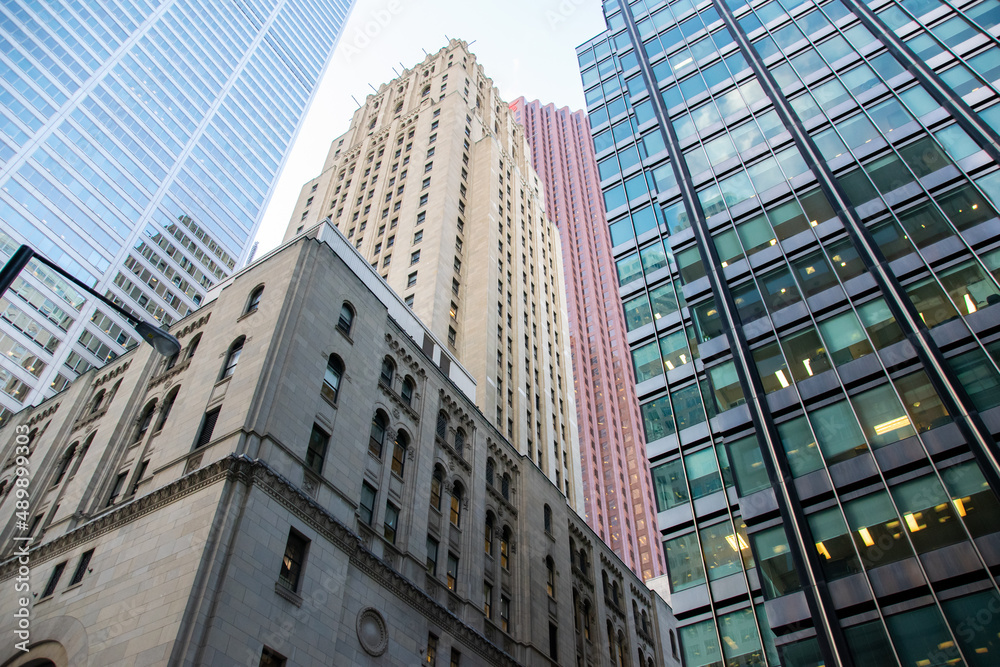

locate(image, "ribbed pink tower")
(511, 97), (664, 580)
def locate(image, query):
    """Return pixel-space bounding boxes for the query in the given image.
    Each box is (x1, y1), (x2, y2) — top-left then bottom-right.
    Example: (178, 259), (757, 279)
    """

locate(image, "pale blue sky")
(254, 0), (608, 254)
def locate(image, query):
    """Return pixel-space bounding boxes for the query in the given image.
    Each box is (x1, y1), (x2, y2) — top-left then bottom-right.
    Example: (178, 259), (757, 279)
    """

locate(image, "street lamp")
(0, 245), (181, 358)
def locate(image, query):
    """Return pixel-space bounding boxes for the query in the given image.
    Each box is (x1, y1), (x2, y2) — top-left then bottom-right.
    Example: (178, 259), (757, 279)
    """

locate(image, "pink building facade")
(512, 98), (664, 581)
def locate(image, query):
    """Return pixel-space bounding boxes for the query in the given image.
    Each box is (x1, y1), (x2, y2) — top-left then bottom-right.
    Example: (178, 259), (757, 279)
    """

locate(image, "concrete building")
(282, 41), (583, 510)
(579, 0), (1000, 665)
(0, 221), (680, 667)
(510, 98), (664, 582)
(0, 0), (356, 424)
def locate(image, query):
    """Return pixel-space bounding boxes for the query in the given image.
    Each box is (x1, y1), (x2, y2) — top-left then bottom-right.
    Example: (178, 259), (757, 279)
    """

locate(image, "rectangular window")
(419, 194), (429, 206)
(447, 552), (459, 590)
(384, 502), (399, 544)
(259, 646), (286, 667)
(407, 272), (418, 288)
(426, 536), (439, 575)
(194, 407), (221, 448)
(450, 649), (460, 667)
(414, 230), (423, 244)
(360, 482), (377, 525)
(68, 549), (94, 587)
(426, 634), (438, 665)
(411, 250), (421, 265)
(106, 471), (128, 507)
(278, 529), (308, 592)
(42, 561), (66, 598)
(501, 595), (510, 632)
(483, 581), (492, 617)
(306, 424), (329, 475)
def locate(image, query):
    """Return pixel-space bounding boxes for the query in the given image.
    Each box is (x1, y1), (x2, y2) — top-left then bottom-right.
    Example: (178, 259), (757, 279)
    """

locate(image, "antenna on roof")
(468, 40), (476, 46)
(422, 48), (429, 56)
(368, 83), (378, 93)
(400, 62), (406, 72)
(391, 66), (400, 77)
(444, 34), (450, 42)
(351, 95), (361, 107)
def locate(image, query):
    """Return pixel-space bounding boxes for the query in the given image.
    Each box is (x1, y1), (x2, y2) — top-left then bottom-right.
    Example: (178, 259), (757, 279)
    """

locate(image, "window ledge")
(237, 307), (258, 323)
(319, 391), (338, 409)
(336, 327), (354, 345)
(64, 582), (83, 593)
(274, 582), (303, 606)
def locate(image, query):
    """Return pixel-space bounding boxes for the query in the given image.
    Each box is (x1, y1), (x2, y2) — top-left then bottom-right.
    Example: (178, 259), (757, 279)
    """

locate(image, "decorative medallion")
(356, 607), (388, 656)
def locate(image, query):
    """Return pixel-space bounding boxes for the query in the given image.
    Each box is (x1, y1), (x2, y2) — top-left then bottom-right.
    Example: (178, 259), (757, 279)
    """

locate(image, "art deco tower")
(0, 0), (356, 424)
(286, 40), (583, 508)
(511, 97), (664, 581)
(581, 0), (1000, 664)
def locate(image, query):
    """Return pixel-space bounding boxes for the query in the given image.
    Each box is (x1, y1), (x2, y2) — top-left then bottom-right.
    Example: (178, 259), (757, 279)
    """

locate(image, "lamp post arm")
(29, 251), (143, 326)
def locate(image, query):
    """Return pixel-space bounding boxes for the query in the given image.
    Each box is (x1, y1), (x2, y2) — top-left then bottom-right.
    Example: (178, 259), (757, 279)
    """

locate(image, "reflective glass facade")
(580, 0), (1000, 663)
(0, 0), (354, 420)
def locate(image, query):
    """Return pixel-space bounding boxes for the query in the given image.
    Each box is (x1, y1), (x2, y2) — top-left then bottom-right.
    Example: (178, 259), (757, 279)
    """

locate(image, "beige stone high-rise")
(284, 40), (583, 509)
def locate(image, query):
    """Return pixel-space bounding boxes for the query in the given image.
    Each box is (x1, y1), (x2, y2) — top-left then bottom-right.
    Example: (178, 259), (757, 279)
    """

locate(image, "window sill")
(336, 327), (354, 345)
(274, 582), (303, 607)
(236, 308), (258, 323)
(64, 582), (83, 593)
(319, 391), (338, 409)
(36, 595), (53, 604)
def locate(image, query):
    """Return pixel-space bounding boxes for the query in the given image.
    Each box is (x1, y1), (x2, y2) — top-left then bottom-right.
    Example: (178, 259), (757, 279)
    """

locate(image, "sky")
(252, 0), (609, 254)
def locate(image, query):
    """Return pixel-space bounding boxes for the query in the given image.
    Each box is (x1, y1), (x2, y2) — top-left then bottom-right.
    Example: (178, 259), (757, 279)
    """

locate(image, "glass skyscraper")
(0, 0), (354, 422)
(580, 0), (1000, 664)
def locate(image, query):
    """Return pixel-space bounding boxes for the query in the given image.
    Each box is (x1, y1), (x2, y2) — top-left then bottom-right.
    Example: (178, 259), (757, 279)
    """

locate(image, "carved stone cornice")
(93, 361), (130, 388)
(148, 357), (191, 390)
(26, 402), (59, 427)
(175, 313), (211, 340)
(377, 380), (418, 422)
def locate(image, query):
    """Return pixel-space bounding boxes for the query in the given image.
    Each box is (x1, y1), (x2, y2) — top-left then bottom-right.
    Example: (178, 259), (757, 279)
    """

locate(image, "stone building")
(0, 222), (679, 667)
(283, 40), (583, 511)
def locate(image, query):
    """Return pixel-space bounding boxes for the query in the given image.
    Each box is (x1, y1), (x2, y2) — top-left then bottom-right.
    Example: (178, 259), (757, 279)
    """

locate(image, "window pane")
(701, 521), (743, 580)
(844, 491), (913, 568)
(946, 349), (1000, 411)
(941, 461), (1000, 538)
(767, 199), (809, 240)
(660, 330), (692, 370)
(680, 619), (721, 667)
(667, 533), (707, 592)
(908, 277), (960, 328)
(707, 360), (745, 412)
(718, 609), (763, 666)
(780, 327), (832, 381)
(942, 591), (1000, 667)
(754, 526), (801, 599)
(686, 448), (722, 499)
(733, 282), (767, 323)
(650, 282), (679, 320)
(778, 416), (823, 477)
(938, 259), (1000, 315)
(617, 253), (643, 285)
(640, 242), (668, 274)
(633, 341), (664, 383)
(870, 218), (914, 261)
(653, 459), (689, 511)
(851, 383), (916, 448)
(893, 370), (951, 432)
(753, 342), (791, 393)
(818, 311), (873, 365)
(886, 606), (962, 667)
(729, 435), (770, 495)
(673, 384), (706, 431)
(736, 213), (777, 256)
(844, 621), (895, 667)
(760, 266), (802, 312)
(791, 251), (838, 297)
(857, 298), (905, 348)
(624, 295), (653, 331)
(810, 399), (867, 464)
(808, 507), (862, 580)
(642, 396), (676, 442)
(890, 475), (966, 553)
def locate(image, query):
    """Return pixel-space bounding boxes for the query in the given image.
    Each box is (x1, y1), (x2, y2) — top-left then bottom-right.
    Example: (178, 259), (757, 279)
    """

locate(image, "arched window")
(391, 430), (408, 477)
(90, 389), (106, 414)
(431, 465), (444, 510)
(580, 548), (588, 572)
(501, 473), (510, 501)
(641, 610), (649, 635)
(450, 481), (463, 527)
(322, 355), (344, 403)
(337, 302), (355, 335)
(163, 351), (178, 371)
(186, 333), (202, 361)
(454, 428), (465, 457)
(436, 410), (448, 439)
(617, 630), (628, 667)
(486, 458), (495, 486)
(583, 600), (592, 640)
(608, 621), (617, 663)
(612, 581), (621, 608)
(421, 85), (430, 97)
(633, 601), (640, 627)
(156, 386), (179, 432)
(220, 337), (245, 380)
(603, 571), (611, 601)
(546, 556), (555, 598)
(134, 400), (157, 444)
(500, 526), (512, 570)
(400, 376), (414, 406)
(379, 356), (394, 387)
(369, 411), (387, 458)
(52, 443), (77, 487)
(544, 504), (552, 533)
(245, 285), (264, 314)
(485, 513), (494, 556)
